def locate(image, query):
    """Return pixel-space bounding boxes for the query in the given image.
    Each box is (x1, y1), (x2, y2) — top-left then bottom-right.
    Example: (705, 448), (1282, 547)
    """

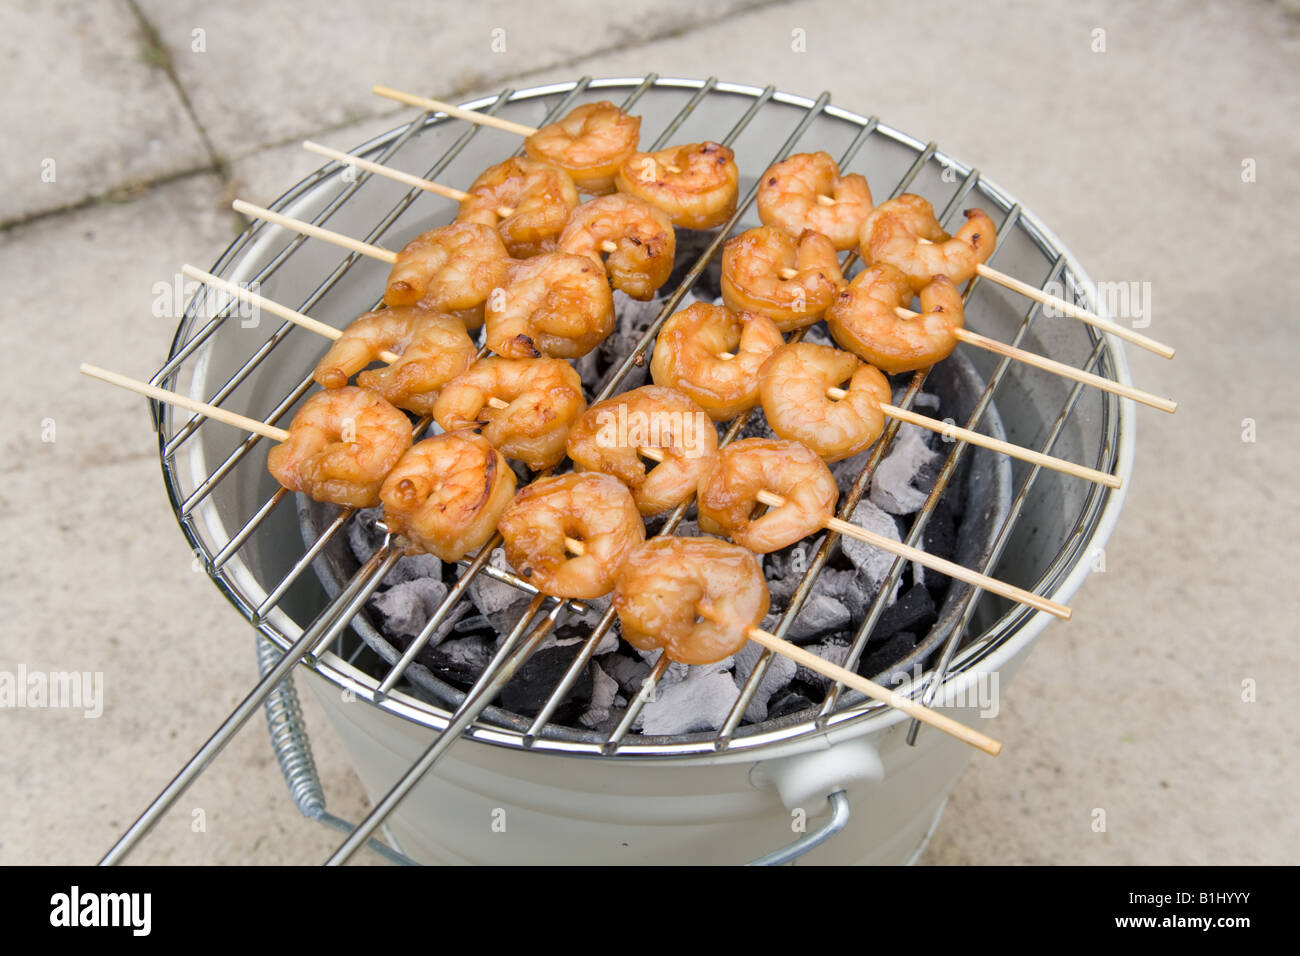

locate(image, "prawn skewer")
(625, 442), (1069, 620)
(610, 537), (1001, 755)
(79, 368), (413, 508)
(80, 365), (519, 561)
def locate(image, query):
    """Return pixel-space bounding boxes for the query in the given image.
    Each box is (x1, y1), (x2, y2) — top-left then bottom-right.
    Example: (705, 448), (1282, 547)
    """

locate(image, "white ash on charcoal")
(792, 639), (853, 689)
(634, 667), (741, 737)
(839, 498), (905, 603)
(731, 641), (798, 723)
(579, 662), (620, 730)
(596, 650), (652, 699)
(870, 423), (941, 515)
(368, 577), (471, 646)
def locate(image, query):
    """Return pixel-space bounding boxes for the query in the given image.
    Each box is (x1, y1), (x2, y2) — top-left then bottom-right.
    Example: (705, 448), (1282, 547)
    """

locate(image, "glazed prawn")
(456, 156), (579, 258)
(826, 264), (965, 374)
(432, 356), (586, 471)
(757, 342), (891, 462)
(648, 302), (784, 421)
(696, 438), (839, 553)
(756, 151), (872, 251)
(266, 386), (412, 508)
(556, 194), (675, 300)
(859, 194), (997, 292)
(312, 307), (476, 416)
(720, 226), (844, 331)
(497, 473), (646, 600)
(485, 252), (615, 359)
(615, 141), (739, 230)
(565, 386), (718, 516)
(383, 222), (509, 329)
(524, 101), (642, 195)
(380, 429), (516, 562)
(613, 537), (769, 666)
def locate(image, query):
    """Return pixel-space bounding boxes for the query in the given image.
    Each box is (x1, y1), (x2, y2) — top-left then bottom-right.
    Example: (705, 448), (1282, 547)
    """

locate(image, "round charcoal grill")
(105, 76), (1133, 866)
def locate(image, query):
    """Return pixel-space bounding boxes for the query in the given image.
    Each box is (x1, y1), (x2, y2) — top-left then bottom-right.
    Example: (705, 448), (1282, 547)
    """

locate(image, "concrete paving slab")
(0, 0), (211, 225)
(135, 0), (773, 160)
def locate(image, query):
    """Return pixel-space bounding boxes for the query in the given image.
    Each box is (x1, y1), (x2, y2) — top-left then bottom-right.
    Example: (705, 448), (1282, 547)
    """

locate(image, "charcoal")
(841, 500), (902, 600)
(765, 688), (815, 721)
(830, 445), (877, 501)
(813, 567), (870, 621)
(907, 389), (941, 415)
(368, 578), (466, 645)
(793, 640), (852, 689)
(347, 507), (385, 565)
(599, 651), (652, 698)
(579, 661), (620, 729)
(801, 323), (834, 347)
(732, 641), (798, 723)
(915, 497), (957, 596)
(858, 631), (918, 683)
(636, 668), (740, 736)
(764, 542), (823, 608)
(870, 423), (940, 515)
(426, 635), (495, 687)
(784, 592), (852, 642)
(877, 584), (936, 640)
(546, 620), (618, 656)
(469, 547), (524, 618)
(450, 613), (499, 642)
(499, 643), (593, 720)
(485, 596), (539, 640)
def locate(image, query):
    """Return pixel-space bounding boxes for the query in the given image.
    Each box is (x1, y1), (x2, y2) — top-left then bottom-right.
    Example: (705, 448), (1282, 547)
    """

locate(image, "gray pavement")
(1, 0), (1297, 865)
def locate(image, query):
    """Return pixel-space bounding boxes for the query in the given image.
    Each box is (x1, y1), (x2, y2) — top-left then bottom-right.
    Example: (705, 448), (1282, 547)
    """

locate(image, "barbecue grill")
(103, 76), (1133, 865)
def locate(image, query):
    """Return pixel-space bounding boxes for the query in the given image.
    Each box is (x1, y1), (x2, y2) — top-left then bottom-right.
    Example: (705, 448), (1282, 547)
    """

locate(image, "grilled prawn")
(266, 386), (412, 508)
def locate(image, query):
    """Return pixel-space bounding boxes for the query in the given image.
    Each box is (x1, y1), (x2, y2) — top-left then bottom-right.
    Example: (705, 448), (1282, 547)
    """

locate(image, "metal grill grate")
(103, 76), (1129, 864)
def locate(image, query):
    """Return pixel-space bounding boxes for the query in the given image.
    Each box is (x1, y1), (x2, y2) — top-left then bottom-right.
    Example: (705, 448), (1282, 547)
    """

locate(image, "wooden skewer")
(741, 624), (1000, 755)
(233, 199), (397, 264)
(302, 141), (514, 219)
(975, 263), (1174, 359)
(373, 84), (539, 137)
(79, 364), (290, 442)
(884, 306), (1174, 412)
(910, 238), (1175, 359)
(182, 265), (402, 364)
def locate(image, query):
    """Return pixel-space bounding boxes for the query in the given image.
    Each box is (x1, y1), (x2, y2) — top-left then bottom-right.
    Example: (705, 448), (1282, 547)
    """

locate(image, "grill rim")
(154, 76), (1134, 762)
